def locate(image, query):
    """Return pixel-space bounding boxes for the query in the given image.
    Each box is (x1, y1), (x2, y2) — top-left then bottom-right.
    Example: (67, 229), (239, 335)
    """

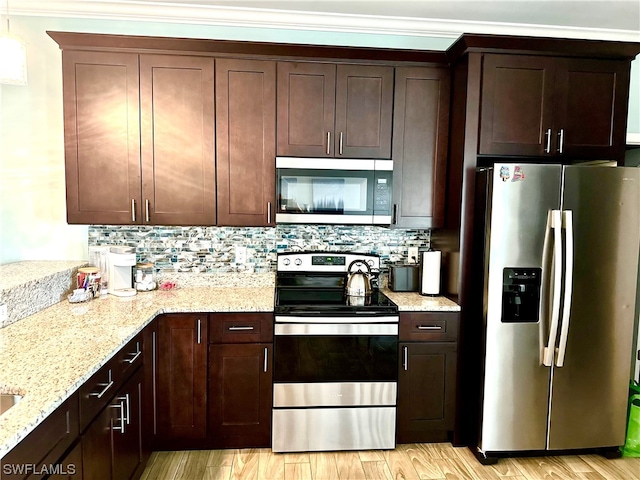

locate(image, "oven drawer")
(273, 382), (396, 407)
(210, 313), (274, 343)
(399, 312), (459, 342)
(272, 407), (396, 452)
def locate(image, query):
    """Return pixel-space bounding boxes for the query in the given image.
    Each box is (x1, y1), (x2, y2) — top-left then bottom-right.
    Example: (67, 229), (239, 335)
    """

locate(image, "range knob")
(282, 258), (291, 266)
(294, 258), (303, 266)
(367, 259), (375, 267)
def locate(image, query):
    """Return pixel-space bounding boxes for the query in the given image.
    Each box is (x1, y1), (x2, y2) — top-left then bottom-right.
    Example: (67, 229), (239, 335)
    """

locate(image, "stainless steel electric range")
(272, 252), (399, 453)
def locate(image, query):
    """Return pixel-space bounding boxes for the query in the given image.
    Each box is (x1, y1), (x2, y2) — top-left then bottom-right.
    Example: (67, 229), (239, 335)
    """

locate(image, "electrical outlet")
(407, 247), (419, 264)
(235, 246), (247, 264)
(0, 304), (7, 322)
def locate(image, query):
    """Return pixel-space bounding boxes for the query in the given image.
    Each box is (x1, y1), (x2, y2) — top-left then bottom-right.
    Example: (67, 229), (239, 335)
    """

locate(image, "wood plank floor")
(140, 444), (640, 480)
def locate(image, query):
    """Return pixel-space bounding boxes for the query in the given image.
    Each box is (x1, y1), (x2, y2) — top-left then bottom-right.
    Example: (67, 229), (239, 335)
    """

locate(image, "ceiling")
(12, 0), (640, 42)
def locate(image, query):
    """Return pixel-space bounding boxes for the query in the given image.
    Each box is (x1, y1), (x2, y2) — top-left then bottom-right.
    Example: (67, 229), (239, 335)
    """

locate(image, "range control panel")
(277, 253), (380, 273)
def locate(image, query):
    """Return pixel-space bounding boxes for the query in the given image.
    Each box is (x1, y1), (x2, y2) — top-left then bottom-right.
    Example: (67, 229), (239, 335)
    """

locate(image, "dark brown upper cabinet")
(140, 55), (216, 225)
(391, 67), (450, 228)
(479, 54), (630, 160)
(62, 51), (141, 225)
(216, 59), (276, 227)
(277, 62), (394, 158)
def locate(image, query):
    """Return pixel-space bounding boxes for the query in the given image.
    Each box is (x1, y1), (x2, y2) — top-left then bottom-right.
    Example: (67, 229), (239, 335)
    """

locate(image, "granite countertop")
(0, 286), (275, 458)
(383, 289), (461, 312)
(0, 284), (459, 458)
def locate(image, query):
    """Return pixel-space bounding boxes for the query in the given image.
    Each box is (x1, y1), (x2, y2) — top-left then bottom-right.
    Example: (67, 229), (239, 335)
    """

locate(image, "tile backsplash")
(88, 225), (430, 274)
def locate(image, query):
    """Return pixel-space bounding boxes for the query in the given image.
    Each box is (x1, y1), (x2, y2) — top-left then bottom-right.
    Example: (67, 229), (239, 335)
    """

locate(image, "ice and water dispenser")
(501, 268), (542, 323)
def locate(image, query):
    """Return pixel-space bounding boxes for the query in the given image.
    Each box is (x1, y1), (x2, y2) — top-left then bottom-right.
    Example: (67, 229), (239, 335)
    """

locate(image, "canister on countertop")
(77, 266), (101, 298)
(135, 263), (157, 291)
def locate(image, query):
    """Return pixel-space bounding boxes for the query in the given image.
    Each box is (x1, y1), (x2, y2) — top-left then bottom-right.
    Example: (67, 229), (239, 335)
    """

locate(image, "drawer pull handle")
(417, 325), (442, 331)
(127, 350), (142, 364)
(90, 369), (114, 399)
(228, 326), (255, 331)
(126, 341), (142, 364)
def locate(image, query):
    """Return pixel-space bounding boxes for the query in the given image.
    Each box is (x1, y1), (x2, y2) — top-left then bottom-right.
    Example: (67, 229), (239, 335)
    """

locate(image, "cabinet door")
(479, 54), (555, 156)
(334, 65), (394, 158)
(140, 55), (216, 226)
(81, 403), (112, 480)
(62, 50), (141, 224)
(156, 314), (208, 445)
(208, 343), (272, 448)
(216, 59), (276, 226)
(392, 67), (450, 228)
(49, 441), (83, 479)
(554, 58), (629, 160)
(397, 342), (457, 443)
(277, 62), (336, 157)
(112, 368), (143, 480)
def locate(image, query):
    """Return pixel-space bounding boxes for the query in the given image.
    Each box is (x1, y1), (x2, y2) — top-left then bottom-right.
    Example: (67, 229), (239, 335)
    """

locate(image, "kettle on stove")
(345, 260), (373, 298)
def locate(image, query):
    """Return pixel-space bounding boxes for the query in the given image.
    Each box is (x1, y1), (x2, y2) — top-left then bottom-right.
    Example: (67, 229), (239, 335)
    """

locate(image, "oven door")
(273, 322), (398, 383)
(276, 157), (392, 224)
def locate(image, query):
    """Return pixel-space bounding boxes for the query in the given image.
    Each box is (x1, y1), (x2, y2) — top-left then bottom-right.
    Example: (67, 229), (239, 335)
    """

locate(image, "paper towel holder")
(419, 249), (442, 296)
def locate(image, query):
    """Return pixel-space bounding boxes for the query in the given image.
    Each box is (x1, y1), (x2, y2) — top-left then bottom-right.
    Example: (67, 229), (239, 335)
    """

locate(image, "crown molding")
(12, 1), (640, 43)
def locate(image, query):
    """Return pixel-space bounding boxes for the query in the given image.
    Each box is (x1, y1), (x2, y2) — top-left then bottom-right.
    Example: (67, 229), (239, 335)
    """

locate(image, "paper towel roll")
(420, 251), (441, 295)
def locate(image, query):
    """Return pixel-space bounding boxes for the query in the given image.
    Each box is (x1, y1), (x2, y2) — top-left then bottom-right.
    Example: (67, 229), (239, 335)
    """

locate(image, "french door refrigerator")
(475, 163), (640, 459)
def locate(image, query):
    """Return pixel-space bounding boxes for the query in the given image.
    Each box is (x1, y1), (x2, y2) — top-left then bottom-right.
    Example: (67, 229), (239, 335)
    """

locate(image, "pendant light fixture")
(0, 0), (27, 85)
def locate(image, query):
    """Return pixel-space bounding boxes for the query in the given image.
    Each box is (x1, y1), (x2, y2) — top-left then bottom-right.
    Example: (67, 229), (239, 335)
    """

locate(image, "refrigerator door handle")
(539, 210), (553, 365)
(556, 210), (574, 367)
(543, 209), (563, 367)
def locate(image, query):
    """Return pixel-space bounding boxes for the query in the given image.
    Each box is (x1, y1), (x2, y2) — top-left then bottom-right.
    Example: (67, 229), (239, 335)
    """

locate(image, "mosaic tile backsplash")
(88, 225), (430, 274)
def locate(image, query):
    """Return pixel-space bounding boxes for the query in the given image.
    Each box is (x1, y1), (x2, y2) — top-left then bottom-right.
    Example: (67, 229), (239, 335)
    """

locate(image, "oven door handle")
(274, 323), (398, 336)
(275, 315), (399, 324)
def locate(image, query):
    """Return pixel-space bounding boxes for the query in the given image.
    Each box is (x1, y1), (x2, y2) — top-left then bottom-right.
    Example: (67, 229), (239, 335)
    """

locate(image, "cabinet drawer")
(209, 313), (273, 343)
(1, 393), (79, 480)
(399, 312), (459, 342)
(79, 332), (143, 431)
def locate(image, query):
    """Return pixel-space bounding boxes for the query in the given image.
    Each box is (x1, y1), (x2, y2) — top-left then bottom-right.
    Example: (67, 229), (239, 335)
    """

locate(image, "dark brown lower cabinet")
(208, 343), (273, 448)
(397, 342), (457, 443)
(82, 367), (144, 480)
(49, 441), (83, 479)
(154, 314), (208, 449)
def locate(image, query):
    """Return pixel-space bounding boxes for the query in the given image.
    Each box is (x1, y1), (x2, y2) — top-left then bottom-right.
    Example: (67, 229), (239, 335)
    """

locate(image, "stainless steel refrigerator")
(475, 163), (640, 458)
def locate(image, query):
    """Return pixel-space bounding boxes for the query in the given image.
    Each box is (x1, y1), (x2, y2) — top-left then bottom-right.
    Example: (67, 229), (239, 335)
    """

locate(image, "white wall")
(1, 15), (638, 264)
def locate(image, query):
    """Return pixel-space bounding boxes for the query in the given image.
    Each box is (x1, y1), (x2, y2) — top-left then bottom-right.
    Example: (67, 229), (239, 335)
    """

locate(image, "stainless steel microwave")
(276, 157), (393, 224)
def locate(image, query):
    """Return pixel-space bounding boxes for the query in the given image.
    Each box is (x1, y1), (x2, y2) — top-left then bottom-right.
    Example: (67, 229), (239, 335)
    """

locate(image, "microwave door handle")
(543, 209), (563, 367)
(556, 210), (574, 367)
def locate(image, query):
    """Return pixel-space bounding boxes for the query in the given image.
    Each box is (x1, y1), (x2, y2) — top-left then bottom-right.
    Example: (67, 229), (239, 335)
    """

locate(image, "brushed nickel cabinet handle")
(339, 131), (343, 155)
(326, 132), (331, 155)
(544, 128), (552, 154)
(131, 199), (136, 222)
(112, 399), (125, 434)
(145, 199), (150, 222)
(417, 325), (443, 331)
(229, 326), (255, 331)
(90, 369), (114, 398)
(197, 318), (202, 344)
(267, 202), (272, 224)
(403, 346), (408, 371)
(126, 341), (141, 364)
(557, 128), (565, 154)
(264, 347), (268, 373)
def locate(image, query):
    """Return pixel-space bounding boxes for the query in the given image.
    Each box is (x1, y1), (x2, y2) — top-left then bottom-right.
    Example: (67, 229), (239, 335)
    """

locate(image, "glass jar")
(135, 263), (157, 291)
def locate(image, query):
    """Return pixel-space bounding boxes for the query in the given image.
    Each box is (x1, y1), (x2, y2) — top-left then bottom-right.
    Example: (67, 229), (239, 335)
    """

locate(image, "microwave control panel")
(374, 175), (392, 214)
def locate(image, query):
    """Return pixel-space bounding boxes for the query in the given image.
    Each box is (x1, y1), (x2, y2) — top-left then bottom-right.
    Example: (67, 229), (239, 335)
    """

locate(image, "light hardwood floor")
(139, 443), (640, 480)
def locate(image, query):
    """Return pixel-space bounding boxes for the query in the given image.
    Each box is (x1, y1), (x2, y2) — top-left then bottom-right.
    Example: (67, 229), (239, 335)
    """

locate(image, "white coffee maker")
(108, 246), (137, 297)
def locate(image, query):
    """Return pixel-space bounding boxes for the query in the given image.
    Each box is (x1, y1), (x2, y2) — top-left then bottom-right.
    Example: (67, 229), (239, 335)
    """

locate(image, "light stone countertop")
(0, 286), (275, 459)
(383, 289), (461, 312)
(0, 284), (459, 458)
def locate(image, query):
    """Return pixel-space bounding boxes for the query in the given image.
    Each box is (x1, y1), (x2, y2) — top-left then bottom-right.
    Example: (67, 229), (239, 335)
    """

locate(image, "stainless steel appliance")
(272, 252), (399, 452)
(474, 163), (640, 462)
(275, 157), (393, 224)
